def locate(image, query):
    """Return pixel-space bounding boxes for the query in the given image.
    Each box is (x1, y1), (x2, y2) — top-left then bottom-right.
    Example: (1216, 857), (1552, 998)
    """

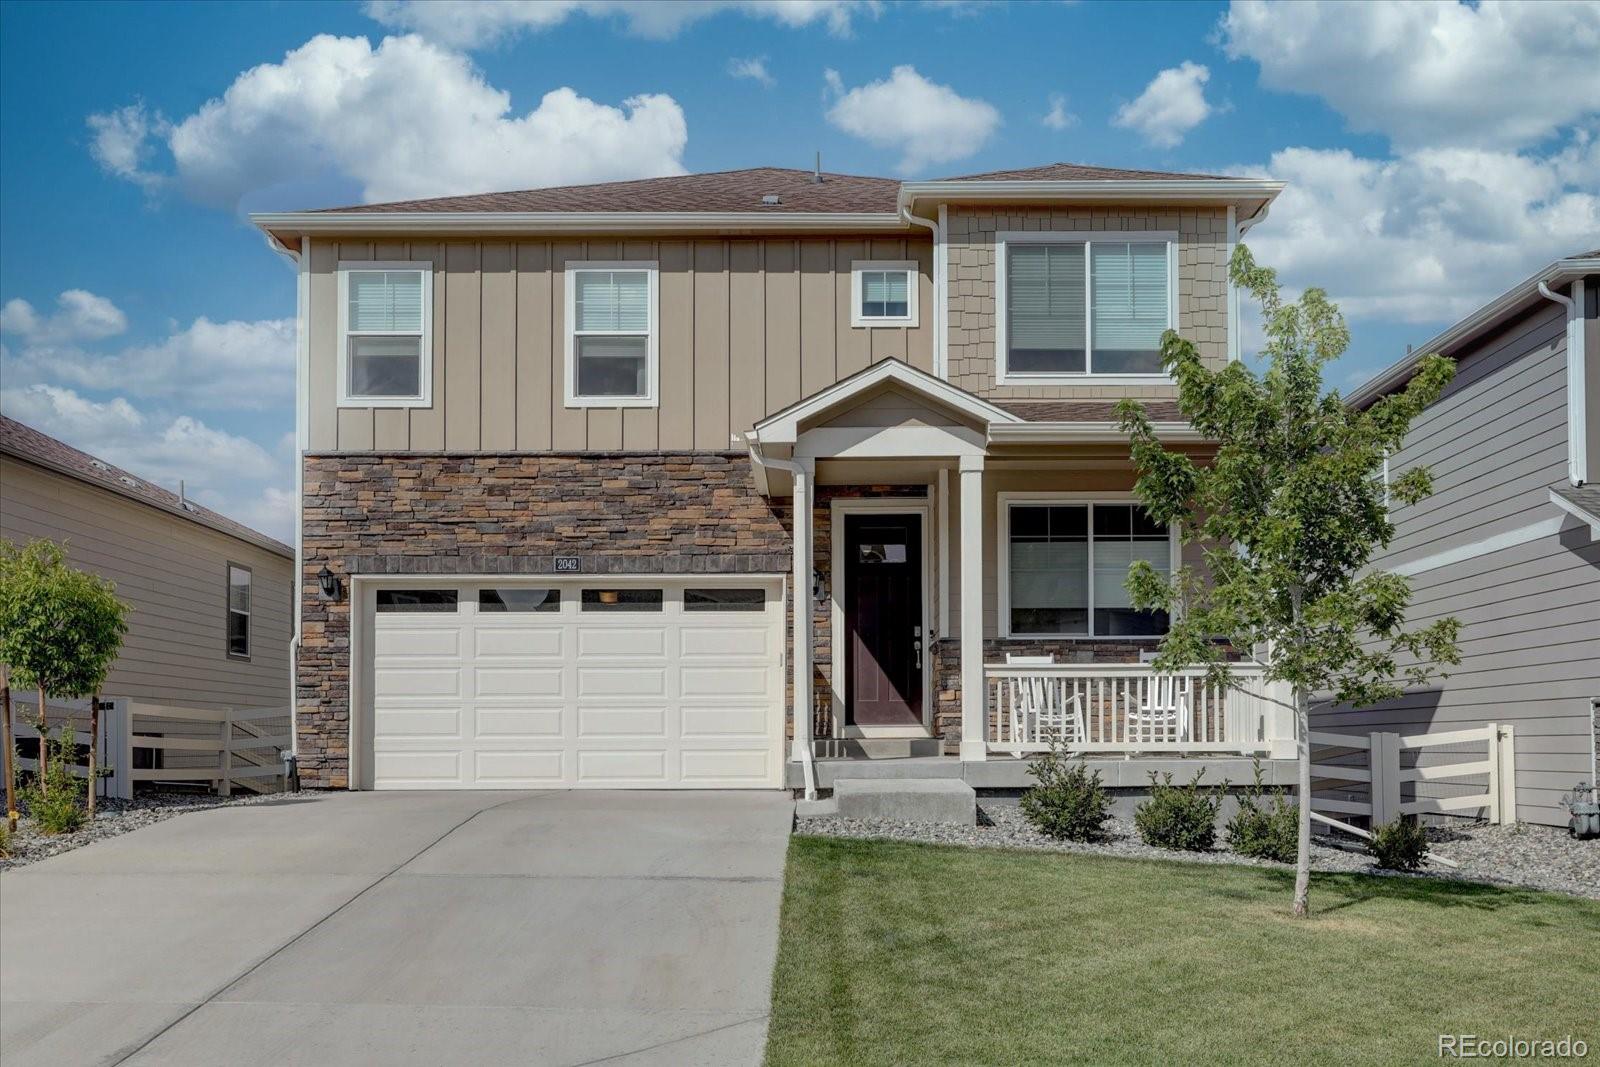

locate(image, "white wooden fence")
(1310, 723), (1517, 825)
(985, 663), (1291, 756)
(12, 696), (291, 798)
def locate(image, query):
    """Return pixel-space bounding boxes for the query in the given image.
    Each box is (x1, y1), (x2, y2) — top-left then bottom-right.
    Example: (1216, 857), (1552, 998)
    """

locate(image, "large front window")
(1005, 501), (1172, 637)
(1002, 235), (1172, 378)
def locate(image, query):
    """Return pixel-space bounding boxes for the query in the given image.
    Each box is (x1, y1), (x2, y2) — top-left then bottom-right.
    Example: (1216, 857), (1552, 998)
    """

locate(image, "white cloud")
(90, 34), (689, 208)
(1042, 93), (1076, 131)
(86, 103), (169, 192)
(728, 56), (775, 88)
(1113, 61), (1212, 148)
(0, 385), (291, 540)
(1239, 134), (1600, 326)
(824, 65), (1000, 174)
(364, 0), (873, 47)
(0, 290), (128, 345)
(2, 314), (294, 412)
(1221, 0), (1600, 151)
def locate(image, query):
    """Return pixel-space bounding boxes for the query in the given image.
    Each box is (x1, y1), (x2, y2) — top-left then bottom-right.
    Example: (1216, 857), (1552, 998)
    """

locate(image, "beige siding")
(310, 235), (935, 451)
(1, 458), (293, 711)
(945, 205), (1231, 400)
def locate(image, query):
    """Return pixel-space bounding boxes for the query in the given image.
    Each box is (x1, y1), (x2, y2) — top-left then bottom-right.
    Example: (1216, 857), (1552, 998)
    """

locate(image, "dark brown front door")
(844, 513), (923, 727)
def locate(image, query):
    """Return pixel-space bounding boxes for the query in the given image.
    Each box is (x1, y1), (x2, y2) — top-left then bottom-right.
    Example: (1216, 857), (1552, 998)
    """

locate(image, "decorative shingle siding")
(945, 206), (1231, 400)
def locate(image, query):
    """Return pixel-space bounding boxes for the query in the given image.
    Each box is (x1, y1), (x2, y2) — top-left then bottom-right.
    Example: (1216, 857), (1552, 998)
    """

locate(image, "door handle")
(913, 639), (922, 669)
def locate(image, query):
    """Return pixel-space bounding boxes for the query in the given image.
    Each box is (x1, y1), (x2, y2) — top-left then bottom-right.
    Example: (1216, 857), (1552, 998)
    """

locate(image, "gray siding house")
(1319, 253), (1600, 827)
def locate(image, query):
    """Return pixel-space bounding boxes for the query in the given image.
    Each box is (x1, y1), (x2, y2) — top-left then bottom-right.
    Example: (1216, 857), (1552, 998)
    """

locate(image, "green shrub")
(1020, 743), (1112, 842)
(0, 821), (10, 858)
(1135, 770), (1224, 851)
(1225, 761), (1300, 863)
(1369, 817), (1429, 870)
(20, 725), (86, 836)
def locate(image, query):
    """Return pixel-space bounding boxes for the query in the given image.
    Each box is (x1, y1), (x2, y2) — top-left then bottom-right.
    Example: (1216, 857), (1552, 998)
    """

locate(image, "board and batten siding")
(1314, 300), (1600, 827)
(308, 236), (935, 452)
(0, 457), (293, 711)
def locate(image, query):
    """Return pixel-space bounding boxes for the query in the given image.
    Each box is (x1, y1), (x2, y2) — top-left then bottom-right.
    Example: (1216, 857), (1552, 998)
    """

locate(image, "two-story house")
(253, 162), (1295, 792)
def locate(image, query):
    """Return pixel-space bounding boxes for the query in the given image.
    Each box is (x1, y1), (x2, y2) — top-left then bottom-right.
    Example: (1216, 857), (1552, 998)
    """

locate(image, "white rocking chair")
(1003, 654), (1086, 756)
(1128, 671), (1192, 745)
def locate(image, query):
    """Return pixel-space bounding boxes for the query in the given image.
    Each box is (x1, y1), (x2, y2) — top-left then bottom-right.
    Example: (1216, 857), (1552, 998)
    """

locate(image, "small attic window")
(761, 194), (781, 206)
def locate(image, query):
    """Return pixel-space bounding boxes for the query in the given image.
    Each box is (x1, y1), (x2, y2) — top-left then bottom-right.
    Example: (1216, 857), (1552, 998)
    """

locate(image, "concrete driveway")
(0, 790), (793, 1066)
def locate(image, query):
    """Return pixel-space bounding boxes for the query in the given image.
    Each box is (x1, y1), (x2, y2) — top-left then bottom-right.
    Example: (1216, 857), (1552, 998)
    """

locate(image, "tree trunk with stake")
(36, 685), (48, 798)
(2, 670), (17, 832)
(87, 692), (100, 818)
(1292, 685), (1312, 918)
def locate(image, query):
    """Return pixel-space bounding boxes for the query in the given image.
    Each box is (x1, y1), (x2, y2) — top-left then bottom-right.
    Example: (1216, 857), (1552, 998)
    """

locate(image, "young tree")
(0, 539), (129, 817)
(1116, 246), (1461, 917)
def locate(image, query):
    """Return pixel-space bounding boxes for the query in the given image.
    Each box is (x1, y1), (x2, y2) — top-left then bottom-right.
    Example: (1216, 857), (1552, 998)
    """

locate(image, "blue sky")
(2, 0), (1596, 540)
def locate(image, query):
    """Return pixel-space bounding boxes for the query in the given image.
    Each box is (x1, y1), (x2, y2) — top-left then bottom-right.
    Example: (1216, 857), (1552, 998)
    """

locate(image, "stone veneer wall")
(946, 205), (1231, 400)
(299, 451), (790, 787)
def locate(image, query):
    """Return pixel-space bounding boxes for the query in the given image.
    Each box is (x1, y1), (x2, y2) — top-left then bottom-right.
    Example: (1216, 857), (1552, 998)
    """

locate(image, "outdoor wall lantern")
(812, 568), (828, 605)
(317, 565), (342, 601)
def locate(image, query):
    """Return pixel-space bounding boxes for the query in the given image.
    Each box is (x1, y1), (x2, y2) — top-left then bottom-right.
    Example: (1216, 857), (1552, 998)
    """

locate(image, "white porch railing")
(985, 663), (1284, 757)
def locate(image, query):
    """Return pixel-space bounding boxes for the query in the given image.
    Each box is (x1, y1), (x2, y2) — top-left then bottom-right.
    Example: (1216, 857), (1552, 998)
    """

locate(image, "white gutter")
(252, 210), (909, 243)
(987, 421), (1206, 445)
(900, 206), (946, 379)
(743, 433), (818, 801)
(897, 178), (1285, 214)
(1540, 279), (1587, 486)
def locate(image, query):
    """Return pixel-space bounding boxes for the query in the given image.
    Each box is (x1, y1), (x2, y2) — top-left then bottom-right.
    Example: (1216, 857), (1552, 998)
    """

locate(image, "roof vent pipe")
(814, 151), (822, 184)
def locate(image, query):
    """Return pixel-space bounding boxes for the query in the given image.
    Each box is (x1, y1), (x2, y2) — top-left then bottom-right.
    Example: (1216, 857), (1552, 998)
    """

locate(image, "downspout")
(743, 432), (818, 801)
(1539, 280), (1586, 485)
(901, 206), (945, 379)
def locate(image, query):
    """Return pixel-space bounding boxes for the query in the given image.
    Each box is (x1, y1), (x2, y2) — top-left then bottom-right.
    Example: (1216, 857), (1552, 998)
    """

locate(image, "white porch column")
(790, 458), (816, 762)
(958, 455), (986, 761)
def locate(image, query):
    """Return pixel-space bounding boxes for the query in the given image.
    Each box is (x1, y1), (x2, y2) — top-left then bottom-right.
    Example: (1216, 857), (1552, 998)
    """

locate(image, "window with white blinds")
(567, 265), (657, 405)
(1001, 235), (1172, 378)
(850, 261), (918, 326)
(1003, 500), (1172, 637)
(339, 265), (431, 405)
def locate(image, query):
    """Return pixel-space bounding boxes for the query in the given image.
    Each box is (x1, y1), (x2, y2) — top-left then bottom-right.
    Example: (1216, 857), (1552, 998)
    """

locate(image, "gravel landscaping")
(0, 790), (308, 871)
(797, 802), (1600, 899)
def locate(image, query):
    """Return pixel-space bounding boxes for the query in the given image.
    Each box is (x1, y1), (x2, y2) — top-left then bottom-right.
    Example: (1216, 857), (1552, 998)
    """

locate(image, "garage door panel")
(473, 750), (564, 784)
(680, 667), (768, 698)
(473, 627), (563, 658)
(476, 667), (564, 698)
(680, 626), (769, 659)
(475, 707), (564, 739)
(578, 668), (668, 698)
(577, 627), (667, 658)
(578, 706), (669, 738)
(680, 750), (771, 783)
(374, 707), (464, 739)
(680, 706), (769, 738)
(577, 750), (669, 782)
(372, 579), (782, 789)
(375, 668), (462, 698)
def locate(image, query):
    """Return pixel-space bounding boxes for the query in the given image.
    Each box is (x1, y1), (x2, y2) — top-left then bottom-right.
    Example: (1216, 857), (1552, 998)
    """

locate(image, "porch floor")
(785, 754), (1297, 791)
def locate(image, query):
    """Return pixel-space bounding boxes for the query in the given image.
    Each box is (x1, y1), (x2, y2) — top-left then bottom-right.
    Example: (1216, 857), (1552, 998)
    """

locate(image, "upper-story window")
(997, 232), (1176, 383)
(850, 261), (919, 328)
(337, 264), (433, 407)
(226, 563), (251, 659)
(566, 262), (658, 408)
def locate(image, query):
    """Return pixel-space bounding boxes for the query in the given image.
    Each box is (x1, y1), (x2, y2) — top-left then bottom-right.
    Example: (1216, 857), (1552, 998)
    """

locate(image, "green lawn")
(765, 836), (1599, 1066)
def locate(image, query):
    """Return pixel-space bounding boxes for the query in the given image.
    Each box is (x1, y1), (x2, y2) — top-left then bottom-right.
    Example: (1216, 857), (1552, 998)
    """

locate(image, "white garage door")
(368, 579), (785, 789)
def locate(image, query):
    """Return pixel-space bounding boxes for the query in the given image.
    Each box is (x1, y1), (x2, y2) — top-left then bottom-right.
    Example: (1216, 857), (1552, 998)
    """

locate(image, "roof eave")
(250, 210), (910, 242)
(986, 421), (1206, 444)
(898, 179), (1285, 213)
(1347, 255), (1600, 409)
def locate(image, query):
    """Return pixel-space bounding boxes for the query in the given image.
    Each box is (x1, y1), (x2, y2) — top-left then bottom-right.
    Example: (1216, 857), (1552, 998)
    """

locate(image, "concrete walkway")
(0, 790), (794, 1066)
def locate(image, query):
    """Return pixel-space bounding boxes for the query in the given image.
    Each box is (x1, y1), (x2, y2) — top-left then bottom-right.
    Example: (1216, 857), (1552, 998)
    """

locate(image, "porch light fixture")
(317, 565), (342, 601)
(811, 569), (827, 605)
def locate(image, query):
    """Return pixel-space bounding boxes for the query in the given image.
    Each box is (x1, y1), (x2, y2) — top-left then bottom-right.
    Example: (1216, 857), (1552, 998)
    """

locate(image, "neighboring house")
(0, 415), (293, 712)
(1325, 253), (1600, 827)
(253, 162), (1296, 791)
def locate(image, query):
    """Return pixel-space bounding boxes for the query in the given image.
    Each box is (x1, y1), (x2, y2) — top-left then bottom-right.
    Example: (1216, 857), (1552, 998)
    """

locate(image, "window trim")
(994, 231), (1178, 387)
(225, 562), (252, 660)
(996, 492), (1179, 640)
(336, 261), (434, 408)
(564, 260), (660, 409)
(849, 260), (920, 328)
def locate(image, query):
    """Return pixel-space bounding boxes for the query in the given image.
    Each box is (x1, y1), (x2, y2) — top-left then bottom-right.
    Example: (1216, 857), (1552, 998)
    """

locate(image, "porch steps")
(833, 777), (977, 826)
(815, 737), (945, 760)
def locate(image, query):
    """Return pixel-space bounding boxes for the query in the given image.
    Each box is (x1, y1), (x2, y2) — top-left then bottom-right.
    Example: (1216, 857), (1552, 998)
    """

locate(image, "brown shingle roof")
(320, 168), (902, 215)
(997, 400), (1185, 423)
(0, 415), (291, 557)
(935, 162), (1242, 183)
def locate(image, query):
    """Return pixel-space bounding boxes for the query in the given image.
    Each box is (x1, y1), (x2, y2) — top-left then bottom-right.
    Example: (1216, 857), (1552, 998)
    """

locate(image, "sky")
(1, 0), (1596, 543)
